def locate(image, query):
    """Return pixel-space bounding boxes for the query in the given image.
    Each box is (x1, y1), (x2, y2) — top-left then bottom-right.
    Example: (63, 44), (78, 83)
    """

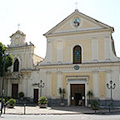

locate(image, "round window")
(73, 18), (80, 27)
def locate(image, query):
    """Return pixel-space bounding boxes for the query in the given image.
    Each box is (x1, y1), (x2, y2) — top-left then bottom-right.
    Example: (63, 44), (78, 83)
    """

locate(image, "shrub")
(38, 96), (48, 104)
(91, 99), (99, 110)
(7, 98), (16, 106)
(0, 98), (5, 104)
(18, 92), (24, 98)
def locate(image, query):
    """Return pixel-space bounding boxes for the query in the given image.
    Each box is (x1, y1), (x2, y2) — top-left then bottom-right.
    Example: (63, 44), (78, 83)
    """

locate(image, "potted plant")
(38, 96), (48, 108)
(18, 92), (24, 100)
(87, 90), (93, 107)
(7, 98), (16, 108)
(59, 88), (66, 106)
(91, 99), (99, 113)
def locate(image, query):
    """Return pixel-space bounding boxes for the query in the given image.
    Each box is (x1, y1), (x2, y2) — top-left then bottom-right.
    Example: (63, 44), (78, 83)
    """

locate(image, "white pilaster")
(106, 71), (111, 99)
(105, 36), (110, 60)
(29, 53), (32, 68)
(92, 38), (98, 61)
(22, 53), (24, 68)
(46, 71), (51, 98)
(47, 41), (52, 63)
(93, 71), (99, 98)
(57, 72), (62, 97)
(57, 41), (63, 63)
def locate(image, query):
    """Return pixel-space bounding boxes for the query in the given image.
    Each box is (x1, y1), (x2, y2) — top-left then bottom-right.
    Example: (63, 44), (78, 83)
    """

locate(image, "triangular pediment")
(44, 9), (114, 37)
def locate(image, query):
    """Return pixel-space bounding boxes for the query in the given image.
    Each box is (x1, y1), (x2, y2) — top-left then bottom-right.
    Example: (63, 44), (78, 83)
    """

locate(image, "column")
(93, 71), (99, 98)
(105, 36), (110, 60)
(46, 71), (51, 97)
(57, 41), (63, 63)
(57, 71), (62, 97)
(106, 70), (112, 99)
(47, 41), (52, 63)
(92, 38), (98, 61)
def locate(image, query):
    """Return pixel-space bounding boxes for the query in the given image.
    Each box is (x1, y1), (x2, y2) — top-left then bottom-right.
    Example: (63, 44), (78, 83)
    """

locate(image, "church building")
(1, 9), (120, 106)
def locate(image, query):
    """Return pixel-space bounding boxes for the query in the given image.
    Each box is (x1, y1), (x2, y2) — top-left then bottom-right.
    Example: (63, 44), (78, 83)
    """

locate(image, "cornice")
(40, 61), (120, 69)
(45, 28), (112, 38)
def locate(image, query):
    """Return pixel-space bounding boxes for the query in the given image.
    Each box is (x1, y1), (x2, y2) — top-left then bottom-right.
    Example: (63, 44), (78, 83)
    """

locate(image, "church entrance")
(12, 84), (18, 98)
(70, 84), (85, 106)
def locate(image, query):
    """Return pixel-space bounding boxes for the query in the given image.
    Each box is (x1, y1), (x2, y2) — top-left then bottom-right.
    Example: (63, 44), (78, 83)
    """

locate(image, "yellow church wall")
(50, 72), (93, 98)
(63, 39), (92, 62)
(81, 39), (92, 61)
(98, 38), (105, 60)
(99, 72), (106, 98)
(51, 73), (57, 97)
(63, 42), (71, 62)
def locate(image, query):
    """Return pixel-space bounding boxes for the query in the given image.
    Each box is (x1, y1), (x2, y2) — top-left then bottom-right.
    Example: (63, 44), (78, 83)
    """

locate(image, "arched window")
(73, 45), (82, 64)
(13, 59), (19, 72)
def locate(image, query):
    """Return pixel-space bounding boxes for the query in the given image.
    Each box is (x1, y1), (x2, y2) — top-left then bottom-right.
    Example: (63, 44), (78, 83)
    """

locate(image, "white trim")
(92, 38), (98, 61)
(106, 71), (111, 99)
(105, 37), (110, 60)
(12, 55), (21, 72)
(57, 72), (63, 97)
(93, 72), (99, 97)
(66, 76), (88, 106)
(57, 40), (63, 63)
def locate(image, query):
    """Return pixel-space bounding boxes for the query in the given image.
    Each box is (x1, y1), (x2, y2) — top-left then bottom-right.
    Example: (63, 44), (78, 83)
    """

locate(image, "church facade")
(1, 9), (120, 106)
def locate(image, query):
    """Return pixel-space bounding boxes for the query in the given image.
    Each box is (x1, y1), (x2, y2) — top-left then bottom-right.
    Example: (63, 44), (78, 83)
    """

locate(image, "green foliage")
(0, 98), (5, 104)
(87, 91), (93, 105)
(18, 92), (24, 98)
(91, 99), (99, 110)
(0, 42), (13, 76)
(87, 91), (93, 98)
(59, 88), (66, 100)
(87, 91), (93, 101)
(38, 96), (48, 104)
(7, 98), (16, 106)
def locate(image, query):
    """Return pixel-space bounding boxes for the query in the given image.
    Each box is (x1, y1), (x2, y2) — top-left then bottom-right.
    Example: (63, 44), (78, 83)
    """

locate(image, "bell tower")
(9, 30), (26, 47)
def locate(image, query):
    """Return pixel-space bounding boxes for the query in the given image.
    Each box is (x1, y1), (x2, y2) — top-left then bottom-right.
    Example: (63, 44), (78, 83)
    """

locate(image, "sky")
(0, 0), (120, 58)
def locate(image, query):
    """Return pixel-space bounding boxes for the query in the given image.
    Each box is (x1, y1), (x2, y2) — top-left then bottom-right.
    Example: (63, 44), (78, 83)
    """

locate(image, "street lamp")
(106, 80), (116, 106)
(0, 52), (9, 115)
(38, 80), (45, 97)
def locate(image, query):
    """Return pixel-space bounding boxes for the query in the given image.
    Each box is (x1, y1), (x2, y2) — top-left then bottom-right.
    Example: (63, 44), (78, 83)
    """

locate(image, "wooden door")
(34, 89), (39, 103)
(70, 84), (85, 106)
(12, 84), (18, 98)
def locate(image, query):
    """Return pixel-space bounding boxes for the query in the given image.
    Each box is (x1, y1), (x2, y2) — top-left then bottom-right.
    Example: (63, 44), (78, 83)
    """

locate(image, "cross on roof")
(17, 24), (20, 30)
(75, 2), (79, 9)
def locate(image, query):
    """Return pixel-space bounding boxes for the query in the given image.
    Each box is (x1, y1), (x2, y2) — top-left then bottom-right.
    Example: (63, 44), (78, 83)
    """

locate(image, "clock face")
(74, 18), (80, 27)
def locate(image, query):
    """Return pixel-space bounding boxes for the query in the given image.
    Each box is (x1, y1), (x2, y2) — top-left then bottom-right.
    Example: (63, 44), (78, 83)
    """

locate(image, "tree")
(0, 42), (13, 76)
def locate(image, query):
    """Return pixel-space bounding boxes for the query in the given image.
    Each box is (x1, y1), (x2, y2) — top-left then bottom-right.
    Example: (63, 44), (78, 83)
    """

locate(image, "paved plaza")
(1, 106), (120, 115)
(1, 114), (120, 120)
(1, 106), (120, 120)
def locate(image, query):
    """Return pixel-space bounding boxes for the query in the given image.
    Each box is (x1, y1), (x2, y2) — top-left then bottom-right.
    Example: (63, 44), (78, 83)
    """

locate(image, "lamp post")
(38, 80), (45, 97)
(106, 80), (116, 106)
(0, 52), (9, 115)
